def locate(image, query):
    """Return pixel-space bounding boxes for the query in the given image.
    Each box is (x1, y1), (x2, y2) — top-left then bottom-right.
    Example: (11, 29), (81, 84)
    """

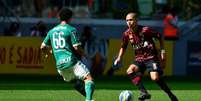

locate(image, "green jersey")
(43, 24), (81, 70)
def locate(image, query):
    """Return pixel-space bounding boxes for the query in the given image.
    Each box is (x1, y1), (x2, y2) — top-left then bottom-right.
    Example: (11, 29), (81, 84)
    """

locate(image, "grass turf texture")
(0, 75), (200, 101)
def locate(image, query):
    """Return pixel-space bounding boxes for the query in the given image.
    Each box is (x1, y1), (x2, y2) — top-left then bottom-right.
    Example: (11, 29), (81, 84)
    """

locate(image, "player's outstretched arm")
(114, 48), (125, 65)
(158, 35), (166, 61)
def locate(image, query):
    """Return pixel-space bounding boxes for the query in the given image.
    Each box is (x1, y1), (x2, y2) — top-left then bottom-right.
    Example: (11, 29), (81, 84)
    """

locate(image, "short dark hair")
(59, 7), (73, 21)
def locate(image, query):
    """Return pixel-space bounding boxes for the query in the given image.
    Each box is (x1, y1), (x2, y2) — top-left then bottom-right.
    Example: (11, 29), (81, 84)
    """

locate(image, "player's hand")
(41, 53), (49, 63)
(114, 57), (121, 66)
(160, 49), (166, 61)
(41, 48), (50, 62)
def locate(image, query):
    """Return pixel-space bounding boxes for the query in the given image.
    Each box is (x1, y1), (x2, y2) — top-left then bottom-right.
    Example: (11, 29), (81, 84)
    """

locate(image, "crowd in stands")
(3, 22), (21, 37)
(0, 0), (200, 20)
(3, 21), (47, 37)
(0, 0), (200, 37)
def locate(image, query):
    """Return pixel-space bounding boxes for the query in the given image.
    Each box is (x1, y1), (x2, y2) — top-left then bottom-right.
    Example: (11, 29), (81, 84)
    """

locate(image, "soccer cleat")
(138, 93), (151, 100)
(169, 94), (178, 101)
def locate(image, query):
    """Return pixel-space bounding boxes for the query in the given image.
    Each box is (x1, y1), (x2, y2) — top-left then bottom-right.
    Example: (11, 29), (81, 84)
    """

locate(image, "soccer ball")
(119, 90), (133, 101)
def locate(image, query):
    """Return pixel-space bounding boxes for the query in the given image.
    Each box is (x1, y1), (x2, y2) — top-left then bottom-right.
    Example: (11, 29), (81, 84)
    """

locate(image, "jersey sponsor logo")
(59, 57), (71, 65)
(132, 42), (145, 49)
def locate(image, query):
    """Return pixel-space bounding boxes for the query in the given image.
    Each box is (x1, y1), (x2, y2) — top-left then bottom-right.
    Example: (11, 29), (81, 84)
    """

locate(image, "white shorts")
(57, 61), (90, 82)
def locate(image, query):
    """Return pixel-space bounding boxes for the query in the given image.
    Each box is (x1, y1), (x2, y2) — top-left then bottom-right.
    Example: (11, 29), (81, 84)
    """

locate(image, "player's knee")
(150, 75), (159, 81)
(126, 64), (138, 75)
(84, 74), (93, 82)
(150, 71), (160, 81)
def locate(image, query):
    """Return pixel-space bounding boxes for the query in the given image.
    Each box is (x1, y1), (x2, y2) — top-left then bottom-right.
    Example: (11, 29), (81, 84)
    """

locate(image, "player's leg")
(150, 72), (178, 101)
(147, 60), (178, 101)
(57, 68), (86, 97)
(83, 74), (95, 101)
(73, 61), (95, 101)
(127, 63), (151, 100)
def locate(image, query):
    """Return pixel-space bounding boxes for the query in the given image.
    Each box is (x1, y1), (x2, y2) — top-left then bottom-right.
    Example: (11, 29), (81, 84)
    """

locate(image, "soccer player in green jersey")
(40, 8), (95, 101)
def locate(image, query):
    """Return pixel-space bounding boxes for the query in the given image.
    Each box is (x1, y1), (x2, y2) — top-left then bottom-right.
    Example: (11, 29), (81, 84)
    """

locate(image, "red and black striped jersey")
(121, 25), (162, 62)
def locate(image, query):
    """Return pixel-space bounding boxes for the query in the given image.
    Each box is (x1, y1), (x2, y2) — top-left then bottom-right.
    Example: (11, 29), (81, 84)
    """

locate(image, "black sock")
(137, 81), (148, 94)
(156, 78), (173, 96)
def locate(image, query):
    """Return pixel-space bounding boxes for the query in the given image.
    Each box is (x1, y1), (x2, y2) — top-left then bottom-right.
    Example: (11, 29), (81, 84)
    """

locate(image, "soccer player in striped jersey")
(114, 12), (178, 101)
(40, 8), (94, 101)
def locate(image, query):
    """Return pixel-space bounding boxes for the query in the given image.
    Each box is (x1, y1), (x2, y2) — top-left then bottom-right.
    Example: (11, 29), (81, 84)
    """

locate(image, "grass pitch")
(0, 75), (200, 101)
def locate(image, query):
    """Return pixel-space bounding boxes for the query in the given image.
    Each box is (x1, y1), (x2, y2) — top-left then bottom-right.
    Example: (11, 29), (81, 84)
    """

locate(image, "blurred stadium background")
(0, 0), (201, 101)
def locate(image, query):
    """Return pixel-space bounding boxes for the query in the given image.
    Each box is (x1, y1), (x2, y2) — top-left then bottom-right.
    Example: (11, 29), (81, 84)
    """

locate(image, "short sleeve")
(71, 29), (81, 47)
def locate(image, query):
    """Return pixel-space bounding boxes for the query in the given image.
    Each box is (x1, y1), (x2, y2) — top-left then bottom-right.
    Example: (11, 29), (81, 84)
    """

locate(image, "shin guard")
(85, 80), (95, 101)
